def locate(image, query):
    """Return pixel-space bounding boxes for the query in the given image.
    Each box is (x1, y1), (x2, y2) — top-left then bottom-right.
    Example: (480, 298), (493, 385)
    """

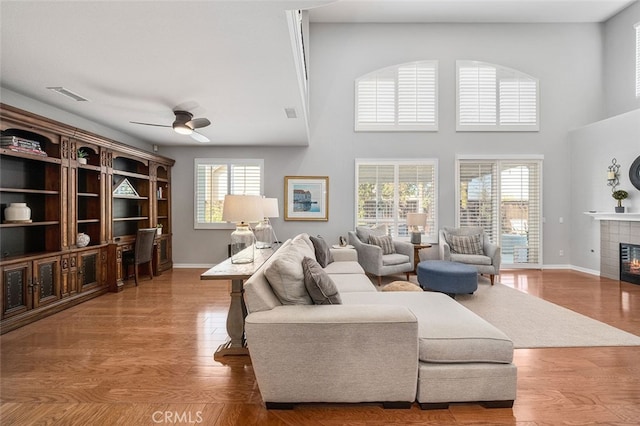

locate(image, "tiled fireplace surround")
(600, 220), (640, 281)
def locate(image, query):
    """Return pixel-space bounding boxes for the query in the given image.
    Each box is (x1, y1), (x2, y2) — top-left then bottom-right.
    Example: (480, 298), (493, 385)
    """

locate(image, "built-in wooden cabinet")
(1, 256), (61, 320)
(0, 104), (174, 333)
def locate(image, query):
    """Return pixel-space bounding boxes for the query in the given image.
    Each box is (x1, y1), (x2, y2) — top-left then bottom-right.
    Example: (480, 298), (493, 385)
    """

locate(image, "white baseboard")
(521, 263), (601, 277)
(541, 264), (572, 270)
(569, 265), (600, 276)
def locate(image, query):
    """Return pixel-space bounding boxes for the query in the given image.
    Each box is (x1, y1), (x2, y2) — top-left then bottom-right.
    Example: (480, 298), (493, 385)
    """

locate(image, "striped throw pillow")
(448, 234), (483, 255)
(369, 234), (396, 255)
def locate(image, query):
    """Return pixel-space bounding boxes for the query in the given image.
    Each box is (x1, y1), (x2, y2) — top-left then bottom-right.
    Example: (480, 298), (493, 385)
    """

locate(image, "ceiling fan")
(130, 110), (211, 142)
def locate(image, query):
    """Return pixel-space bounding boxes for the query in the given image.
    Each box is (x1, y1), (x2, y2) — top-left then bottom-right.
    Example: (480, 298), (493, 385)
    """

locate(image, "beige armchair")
(348, 226), (414, 286)
(439, 226), (501, 285)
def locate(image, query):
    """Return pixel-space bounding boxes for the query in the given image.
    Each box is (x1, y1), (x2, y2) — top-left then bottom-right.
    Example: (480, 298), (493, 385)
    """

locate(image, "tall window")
(456, 156), (542, 267)
(194, 158), (263, 229)
(636, 22), (639, 98)
(355, 61), (438, 131)
(457, 60), (539, 131)
(355, 159), (438, 242)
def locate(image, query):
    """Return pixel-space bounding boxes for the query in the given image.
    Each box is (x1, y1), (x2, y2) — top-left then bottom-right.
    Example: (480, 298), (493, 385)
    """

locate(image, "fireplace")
(620, 243), (640, 285)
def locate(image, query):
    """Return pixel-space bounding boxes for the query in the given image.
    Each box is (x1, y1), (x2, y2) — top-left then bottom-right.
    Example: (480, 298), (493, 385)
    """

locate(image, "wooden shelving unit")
(0, 103), (174, 333)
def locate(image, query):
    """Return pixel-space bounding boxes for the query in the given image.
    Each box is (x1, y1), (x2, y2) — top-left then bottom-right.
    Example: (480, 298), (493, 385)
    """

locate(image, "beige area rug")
(376, 275), (640, 348)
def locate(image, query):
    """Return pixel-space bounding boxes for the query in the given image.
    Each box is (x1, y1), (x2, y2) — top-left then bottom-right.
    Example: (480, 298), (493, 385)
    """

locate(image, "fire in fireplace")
(620, 243), (640, 285)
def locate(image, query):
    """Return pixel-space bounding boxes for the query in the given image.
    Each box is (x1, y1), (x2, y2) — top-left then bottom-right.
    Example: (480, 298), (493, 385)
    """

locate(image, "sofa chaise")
(244, 234), (517, 409)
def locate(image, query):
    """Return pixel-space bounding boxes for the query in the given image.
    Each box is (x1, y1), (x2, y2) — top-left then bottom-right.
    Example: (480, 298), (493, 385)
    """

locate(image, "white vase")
(78, 157), (87, 165)
(77, 233), (90, 248)
(4, 202), (31, 222)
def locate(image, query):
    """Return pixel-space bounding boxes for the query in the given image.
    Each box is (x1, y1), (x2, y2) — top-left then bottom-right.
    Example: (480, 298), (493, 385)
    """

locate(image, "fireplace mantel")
(584, 212), (640, 221)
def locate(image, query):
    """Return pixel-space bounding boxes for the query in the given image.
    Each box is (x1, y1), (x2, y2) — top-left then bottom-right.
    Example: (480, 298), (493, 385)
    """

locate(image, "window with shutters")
(355, 61), (438, 131)
(457, 61), (539, 131)
(636, 23), (639, 98)
(355, 159), (438, 242)
(456, 156), (543, 267)
(194, 158), (264, 229)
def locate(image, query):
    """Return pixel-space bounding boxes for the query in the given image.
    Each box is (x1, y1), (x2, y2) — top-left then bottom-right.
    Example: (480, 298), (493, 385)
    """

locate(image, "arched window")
(457, 60), (539, 131)
(355, 61), (438, 131)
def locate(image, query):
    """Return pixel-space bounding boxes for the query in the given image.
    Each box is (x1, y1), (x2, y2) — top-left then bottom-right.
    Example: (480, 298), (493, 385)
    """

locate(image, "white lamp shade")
(262, 198), (279, 218)
(406, 213), (427, 227)
(222, 195), (264, 223)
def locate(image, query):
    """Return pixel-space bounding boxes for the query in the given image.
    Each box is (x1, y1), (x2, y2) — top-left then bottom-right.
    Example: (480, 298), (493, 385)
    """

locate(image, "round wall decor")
(630, 155), (640, 191)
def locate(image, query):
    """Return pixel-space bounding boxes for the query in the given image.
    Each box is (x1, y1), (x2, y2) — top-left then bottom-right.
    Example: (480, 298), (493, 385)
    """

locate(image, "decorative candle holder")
(607, 158), (620, 190)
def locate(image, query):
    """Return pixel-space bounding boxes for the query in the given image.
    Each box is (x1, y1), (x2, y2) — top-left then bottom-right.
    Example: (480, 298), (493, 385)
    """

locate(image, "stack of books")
(1, 135), (47, 156)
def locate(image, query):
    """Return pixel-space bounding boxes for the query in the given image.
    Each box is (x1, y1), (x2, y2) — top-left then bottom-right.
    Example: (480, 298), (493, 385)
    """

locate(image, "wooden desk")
(107, 239), (161, 292)
(200, 244), (278, 358)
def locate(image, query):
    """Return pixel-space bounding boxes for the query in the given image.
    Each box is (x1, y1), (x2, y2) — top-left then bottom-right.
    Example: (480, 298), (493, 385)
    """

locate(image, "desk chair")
(124, 228), (157, 286)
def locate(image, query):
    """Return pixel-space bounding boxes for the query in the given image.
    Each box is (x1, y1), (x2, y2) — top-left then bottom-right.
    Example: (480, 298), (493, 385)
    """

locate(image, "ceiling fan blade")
(130, 121), (171, 128)
(190, 131), (210, 143)
(187, 118), (211, 129)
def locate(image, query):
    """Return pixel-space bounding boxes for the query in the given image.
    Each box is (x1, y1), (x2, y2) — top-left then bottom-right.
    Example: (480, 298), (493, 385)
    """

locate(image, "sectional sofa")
(244, 234), (517, 409)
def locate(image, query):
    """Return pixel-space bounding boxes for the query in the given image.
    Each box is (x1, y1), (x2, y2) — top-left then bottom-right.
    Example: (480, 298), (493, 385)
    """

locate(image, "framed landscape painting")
(284, 176), (329, 221)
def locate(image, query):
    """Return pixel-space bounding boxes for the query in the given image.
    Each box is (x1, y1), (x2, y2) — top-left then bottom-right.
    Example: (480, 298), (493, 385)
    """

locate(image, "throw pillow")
(310, 235), (334, 268)
(301, 257), (342, 305)
(355, 224), (387, 244)
(264, 238), (314, 305)
(292, 233), (315, 254)
(368, 234), (396, 255)
(448, 234), (483, 255)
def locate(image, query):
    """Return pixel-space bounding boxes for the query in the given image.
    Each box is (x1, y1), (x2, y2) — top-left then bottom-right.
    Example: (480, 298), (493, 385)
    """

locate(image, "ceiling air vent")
(46, 86), (89, 102)
(284, 107), (297, 119)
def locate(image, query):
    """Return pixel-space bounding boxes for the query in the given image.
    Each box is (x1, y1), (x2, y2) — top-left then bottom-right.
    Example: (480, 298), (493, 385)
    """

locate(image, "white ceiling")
(1, 0), (636, 147)
(309, 0), (636, 23)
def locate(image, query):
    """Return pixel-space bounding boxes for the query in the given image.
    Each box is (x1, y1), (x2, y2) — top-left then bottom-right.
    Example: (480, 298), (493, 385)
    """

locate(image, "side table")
(412, 243), (432, 273)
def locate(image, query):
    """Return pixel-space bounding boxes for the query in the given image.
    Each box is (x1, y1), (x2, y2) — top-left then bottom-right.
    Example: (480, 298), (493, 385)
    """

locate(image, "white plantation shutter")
(397, 164), (436, 238)
(356, 164), (395, 226)
(397, 63), (437, 125)
(355, 61), (438, 131)
(194, 159), (264, 229)
(636, 23), (640, 98)
(356, 159), (438, 242)
(458, 64), (496, 125)
(457, 61), (539, 131)
(499, 161), (542, 266)
(230, 164), (262, 195)
(457, 161), (499, 243)
(499, 78), (537, 124)
(357, 71), (395, 125)
(456, 157), (542, 267)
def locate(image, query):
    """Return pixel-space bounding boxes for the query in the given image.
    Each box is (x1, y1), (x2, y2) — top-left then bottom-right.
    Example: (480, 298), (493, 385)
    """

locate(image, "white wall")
(166, 22), (605, 267)
(603, 1), (640, 117)
(567, 2), (640, 274)
(568, 109), (640, 274)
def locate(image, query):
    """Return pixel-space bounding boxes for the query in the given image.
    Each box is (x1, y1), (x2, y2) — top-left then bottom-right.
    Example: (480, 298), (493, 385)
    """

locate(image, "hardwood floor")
(1, 269), (639, 425)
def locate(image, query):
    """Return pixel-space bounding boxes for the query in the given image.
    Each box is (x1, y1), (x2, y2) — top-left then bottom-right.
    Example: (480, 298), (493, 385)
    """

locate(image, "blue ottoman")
(417, 260), (478, 298)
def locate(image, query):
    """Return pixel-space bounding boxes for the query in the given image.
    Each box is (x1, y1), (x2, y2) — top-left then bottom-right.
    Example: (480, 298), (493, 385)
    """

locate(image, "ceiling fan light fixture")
(173, 122), (193, 135)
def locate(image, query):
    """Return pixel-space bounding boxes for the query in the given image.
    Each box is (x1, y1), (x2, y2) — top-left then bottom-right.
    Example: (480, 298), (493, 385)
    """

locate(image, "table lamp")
(406, 213), (427, 244)
(222, 194), (264, 263)
(254, 198), (279, 249)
